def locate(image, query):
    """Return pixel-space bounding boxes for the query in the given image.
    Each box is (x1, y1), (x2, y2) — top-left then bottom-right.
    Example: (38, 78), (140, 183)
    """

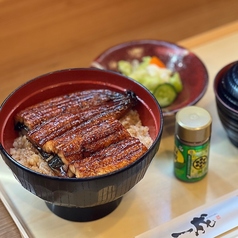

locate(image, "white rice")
(10, 136), (55, 176)
(119, 110), (153, 148)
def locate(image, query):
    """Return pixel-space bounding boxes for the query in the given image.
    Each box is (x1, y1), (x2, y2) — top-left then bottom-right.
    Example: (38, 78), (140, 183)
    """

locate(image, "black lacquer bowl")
(214, 61), (238, 147)
(0, 68), (163, 221)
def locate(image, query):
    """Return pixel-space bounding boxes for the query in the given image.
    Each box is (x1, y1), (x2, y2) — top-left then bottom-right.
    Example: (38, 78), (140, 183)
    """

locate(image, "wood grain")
(0, 200), (21, 238)
(0, 0), (238, 237)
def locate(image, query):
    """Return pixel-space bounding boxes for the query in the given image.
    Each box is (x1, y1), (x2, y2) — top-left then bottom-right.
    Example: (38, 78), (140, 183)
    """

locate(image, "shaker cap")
(175, 106), (212, 143)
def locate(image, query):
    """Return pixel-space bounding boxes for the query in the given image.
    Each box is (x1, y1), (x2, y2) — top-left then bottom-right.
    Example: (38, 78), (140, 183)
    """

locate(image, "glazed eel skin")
(15, 89), (127, 130)
(15, 89), (148, 178)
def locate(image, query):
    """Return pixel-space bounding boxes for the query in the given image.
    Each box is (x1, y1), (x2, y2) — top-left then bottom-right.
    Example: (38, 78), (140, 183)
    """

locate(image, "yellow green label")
(174, 138), (210, 182)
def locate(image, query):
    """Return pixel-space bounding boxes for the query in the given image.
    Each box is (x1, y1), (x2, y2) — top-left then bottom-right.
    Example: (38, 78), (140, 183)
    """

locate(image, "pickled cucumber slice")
(153, 83), (177, 107)
(169, 72), (183, 93)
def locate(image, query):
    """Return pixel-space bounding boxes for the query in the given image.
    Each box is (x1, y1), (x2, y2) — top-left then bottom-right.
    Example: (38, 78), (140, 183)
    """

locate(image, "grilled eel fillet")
(15, 89), (148, 178)
(47, 117), (131, 165)
(26, 91), (137, 148)
(69, 137), (148, 178)
(15, 89), (127, 130)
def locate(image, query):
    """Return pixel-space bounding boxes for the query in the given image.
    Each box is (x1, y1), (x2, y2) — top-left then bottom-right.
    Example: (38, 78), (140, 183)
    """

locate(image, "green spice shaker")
(174, 106), (212, 182)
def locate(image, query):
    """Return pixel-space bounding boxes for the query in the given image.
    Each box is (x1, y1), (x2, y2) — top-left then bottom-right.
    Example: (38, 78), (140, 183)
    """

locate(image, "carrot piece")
(149, 56), (166, 68)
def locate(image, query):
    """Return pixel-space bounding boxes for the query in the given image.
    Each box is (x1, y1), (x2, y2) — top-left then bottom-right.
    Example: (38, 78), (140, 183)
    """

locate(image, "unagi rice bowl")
(0, 68), (163, 221)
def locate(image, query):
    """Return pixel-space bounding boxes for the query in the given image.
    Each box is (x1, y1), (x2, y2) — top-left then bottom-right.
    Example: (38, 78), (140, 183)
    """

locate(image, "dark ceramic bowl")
(0, 68), (163, 221)
(214, 61), (238, 147)
(91, 39), (209, 116)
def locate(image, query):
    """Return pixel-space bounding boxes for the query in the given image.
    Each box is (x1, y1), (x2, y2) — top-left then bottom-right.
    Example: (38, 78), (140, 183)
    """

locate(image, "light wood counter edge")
(0, 182), (31, 238)
(178, 20), (238, 48)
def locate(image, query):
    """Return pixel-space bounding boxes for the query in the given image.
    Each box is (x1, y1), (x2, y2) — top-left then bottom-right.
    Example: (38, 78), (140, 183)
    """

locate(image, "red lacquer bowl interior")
(91, 40), (209, 116)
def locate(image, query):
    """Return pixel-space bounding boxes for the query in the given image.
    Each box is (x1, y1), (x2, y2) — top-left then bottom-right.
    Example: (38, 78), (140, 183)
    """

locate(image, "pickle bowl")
(91, 39), (209, 116)
(0, 68), (163, 222)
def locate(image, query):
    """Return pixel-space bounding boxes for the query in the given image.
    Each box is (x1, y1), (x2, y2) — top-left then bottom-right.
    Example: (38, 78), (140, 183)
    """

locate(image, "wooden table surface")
(1, 0), (238, 237)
